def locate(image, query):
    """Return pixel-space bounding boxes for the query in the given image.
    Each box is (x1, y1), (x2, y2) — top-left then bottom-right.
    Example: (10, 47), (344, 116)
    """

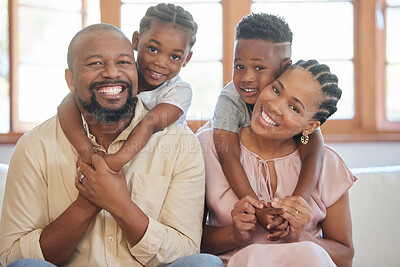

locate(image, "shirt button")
(108, 236), (114, 243)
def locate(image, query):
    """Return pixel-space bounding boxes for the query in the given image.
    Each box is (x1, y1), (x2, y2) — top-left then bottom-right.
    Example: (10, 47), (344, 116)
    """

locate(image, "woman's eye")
(235, 65), (244, 70)
(171, 55), (181, 61)
(289, 105), (299, 113)
(272, 86), (280, 95)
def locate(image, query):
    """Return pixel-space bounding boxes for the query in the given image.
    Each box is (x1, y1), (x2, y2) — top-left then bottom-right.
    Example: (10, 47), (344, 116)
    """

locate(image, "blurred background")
(0, 0), (399, 167)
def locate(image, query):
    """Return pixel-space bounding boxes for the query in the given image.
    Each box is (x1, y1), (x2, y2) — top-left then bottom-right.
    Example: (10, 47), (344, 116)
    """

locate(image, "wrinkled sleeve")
(319, 146), (357, 208)
(157, 82), (192, 114)
(212, 93), (243, 133)
(129, 132), (205, 266)
(0, 136), (48, 266)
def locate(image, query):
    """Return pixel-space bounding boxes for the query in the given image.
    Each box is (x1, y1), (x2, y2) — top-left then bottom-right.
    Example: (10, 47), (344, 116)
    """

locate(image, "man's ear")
(182, 51), (193, 67)
(281, 57), (292, 70)
(65, 69), (76, 92)
(302, 120), (321, 136)
(132, 31), (139, 51)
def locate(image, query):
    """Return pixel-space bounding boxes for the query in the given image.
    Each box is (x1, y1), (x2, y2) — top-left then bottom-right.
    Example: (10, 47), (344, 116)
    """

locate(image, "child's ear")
(132, 31), (139, 51)
(182, 51), (193, 67)
(281, 57), (292, 70)
(65, 69), (76, 92)
(302, 120), (321, 136)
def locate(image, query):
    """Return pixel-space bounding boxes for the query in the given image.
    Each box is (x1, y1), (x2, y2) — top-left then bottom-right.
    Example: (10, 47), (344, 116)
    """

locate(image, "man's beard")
(77, 80), (137, 124)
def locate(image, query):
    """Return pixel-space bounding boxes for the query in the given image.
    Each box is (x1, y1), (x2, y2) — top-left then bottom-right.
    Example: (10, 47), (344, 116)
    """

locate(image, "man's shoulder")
(19, 116), (58, 144)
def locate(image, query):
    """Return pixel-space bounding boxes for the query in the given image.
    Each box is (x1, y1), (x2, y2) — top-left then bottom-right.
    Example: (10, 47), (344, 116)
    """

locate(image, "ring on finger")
(79, 174), (86, 183)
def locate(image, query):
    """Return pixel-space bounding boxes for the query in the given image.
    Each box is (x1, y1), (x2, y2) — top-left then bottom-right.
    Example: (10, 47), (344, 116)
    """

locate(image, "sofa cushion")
(350, 165), (400, 267)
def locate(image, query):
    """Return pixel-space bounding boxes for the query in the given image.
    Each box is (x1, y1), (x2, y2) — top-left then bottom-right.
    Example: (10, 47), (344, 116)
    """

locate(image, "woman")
(198, 60), (355, 267)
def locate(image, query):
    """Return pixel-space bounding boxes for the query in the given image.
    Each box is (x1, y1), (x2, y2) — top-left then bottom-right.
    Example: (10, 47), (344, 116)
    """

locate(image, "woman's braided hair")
(139, 3), (198, 48)
(292, 60), (342, 125)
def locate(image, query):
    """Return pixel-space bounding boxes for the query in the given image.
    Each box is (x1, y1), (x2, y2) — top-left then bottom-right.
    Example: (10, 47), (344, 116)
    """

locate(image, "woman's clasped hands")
(232, 195), (312, 244)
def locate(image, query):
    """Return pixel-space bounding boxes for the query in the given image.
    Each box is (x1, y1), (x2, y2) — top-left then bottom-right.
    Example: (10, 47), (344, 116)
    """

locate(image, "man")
(0, 24), (222, 267)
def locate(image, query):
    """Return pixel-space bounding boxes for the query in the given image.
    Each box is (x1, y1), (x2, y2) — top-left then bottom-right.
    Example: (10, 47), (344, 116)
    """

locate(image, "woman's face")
(251, 67), (322, 140)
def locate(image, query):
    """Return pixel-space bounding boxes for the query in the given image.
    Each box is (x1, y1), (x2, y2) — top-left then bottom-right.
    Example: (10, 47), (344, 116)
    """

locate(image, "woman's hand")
(255, 201), (288, 241)
(231, 195), (263, 245)
(271, 196), (312, 243)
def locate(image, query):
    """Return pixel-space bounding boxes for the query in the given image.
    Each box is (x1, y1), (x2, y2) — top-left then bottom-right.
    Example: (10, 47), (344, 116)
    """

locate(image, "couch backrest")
(0, 163), (8, 221)
(349, 165), (400, 267)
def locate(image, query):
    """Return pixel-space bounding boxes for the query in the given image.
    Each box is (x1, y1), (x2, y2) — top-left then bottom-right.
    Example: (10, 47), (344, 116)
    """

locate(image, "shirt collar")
(81, 98), (147, 152)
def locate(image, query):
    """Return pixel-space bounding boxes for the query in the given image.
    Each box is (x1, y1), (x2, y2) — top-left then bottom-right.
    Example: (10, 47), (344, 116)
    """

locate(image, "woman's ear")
(182, 51), (193, 67)
(65, 69), (76, 92)
(132, 31), (139, 51)
(302, 120), (321, 136)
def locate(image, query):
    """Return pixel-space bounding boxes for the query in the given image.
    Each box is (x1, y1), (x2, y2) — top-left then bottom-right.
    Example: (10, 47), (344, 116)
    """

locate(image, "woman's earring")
(301, 134), (309, 145)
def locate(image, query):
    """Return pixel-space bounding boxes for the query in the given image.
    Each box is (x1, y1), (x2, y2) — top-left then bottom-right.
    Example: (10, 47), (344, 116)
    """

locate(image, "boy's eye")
(272, 86), (280, 95)
(255, 66), (265, 71)
(235, 64), (244, 70)
(171, 54), (181, 61)
(289, 105), (300, 113)
(148, 46), (157, 53)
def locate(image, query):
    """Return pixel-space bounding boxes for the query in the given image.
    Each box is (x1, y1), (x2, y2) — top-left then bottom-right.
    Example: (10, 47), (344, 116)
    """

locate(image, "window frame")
(1, 0), (399, 144)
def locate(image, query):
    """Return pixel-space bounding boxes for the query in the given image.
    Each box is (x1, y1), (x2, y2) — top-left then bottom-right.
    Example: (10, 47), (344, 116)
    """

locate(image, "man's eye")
(289, 105), (299, 113)
(235, 65), (244, 70)
(272, 86), (280, 95)
(119, 60), (132, 65)
(256, 66), (265, 71)
(87, 62), (102, 66)
(171, 55), (181, 61)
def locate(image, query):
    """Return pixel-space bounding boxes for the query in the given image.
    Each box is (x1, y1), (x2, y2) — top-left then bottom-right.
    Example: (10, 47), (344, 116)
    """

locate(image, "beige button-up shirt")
(0, 100), (205, 267)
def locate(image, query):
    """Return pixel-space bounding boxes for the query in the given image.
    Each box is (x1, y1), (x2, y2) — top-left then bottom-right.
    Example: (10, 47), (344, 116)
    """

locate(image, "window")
(385, 1), (400, 122)
(1, 0), (399, 143)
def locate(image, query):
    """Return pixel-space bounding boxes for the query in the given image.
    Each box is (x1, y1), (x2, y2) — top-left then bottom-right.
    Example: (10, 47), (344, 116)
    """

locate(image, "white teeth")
(98, 86), (123, 95)
(242, 88), (257, 92)
(261, 110), (278, 126)
(150, 70), (163, 77)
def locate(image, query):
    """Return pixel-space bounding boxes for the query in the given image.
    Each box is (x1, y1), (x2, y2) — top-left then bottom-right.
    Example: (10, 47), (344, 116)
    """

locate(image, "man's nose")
(102, 64), (121, 78)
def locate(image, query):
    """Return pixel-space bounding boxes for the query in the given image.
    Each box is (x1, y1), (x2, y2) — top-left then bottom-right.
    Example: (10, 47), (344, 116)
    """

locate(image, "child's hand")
(80, 149), (94, 167)
(103, 154), (123, 173)
(255, 201), (288, 241)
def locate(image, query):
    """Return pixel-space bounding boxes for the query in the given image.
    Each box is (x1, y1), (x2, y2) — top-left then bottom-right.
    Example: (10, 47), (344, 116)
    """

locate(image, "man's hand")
(75, 153), (131, 213)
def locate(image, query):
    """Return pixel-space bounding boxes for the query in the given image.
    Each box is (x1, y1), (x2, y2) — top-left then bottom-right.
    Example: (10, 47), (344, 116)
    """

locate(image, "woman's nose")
(268, 99), (283, 115)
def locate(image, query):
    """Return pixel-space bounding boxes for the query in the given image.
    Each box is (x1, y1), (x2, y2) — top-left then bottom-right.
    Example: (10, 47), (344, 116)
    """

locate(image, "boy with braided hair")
(210, 13), (325, 235)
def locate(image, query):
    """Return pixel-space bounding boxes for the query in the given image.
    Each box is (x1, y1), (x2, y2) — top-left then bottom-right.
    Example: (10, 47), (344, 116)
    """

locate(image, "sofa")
(0, 163), (399, 266)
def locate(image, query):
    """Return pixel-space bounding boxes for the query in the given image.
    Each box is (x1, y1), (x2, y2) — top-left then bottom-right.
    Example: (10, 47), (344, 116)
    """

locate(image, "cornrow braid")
(235, 13), (292, 44)
(139, 3), (198, 48)
(292, 60), (342, 125)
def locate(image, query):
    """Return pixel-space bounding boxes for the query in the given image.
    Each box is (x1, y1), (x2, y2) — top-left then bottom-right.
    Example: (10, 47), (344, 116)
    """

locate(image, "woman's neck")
(240, 127), (298, 160)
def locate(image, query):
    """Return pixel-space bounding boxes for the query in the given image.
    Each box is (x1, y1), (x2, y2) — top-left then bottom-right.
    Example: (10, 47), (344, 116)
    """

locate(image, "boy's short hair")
(235, 13), (293, 44)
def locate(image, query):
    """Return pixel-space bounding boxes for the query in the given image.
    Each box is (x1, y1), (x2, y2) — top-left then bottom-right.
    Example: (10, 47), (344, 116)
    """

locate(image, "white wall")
(1, 142), (399, 168)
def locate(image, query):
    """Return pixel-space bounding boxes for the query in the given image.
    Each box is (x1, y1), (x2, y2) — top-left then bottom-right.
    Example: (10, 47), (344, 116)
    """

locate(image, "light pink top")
(198, 129), (356, 266)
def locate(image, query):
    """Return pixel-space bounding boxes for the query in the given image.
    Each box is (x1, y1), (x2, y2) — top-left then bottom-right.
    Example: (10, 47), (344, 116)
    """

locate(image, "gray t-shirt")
(212, 81), (253, 133)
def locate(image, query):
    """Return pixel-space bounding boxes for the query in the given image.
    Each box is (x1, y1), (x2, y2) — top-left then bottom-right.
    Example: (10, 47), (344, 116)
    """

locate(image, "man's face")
(66, 30), (138, 123)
